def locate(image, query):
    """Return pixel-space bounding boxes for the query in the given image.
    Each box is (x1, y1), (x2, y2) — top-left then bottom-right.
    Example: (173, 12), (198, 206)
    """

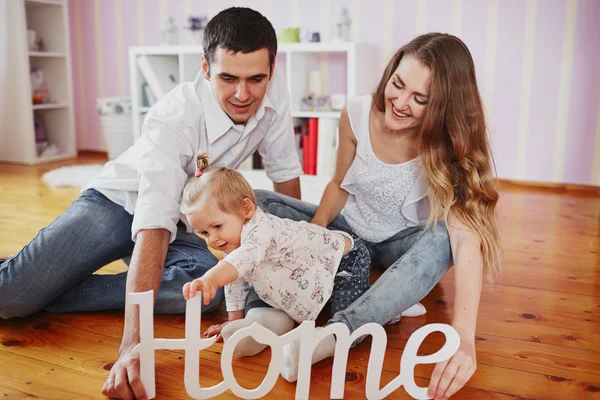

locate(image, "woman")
(255, 32), (501, 399)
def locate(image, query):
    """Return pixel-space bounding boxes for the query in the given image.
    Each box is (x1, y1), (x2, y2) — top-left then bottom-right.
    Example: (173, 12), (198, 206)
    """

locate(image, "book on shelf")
(252, 150), (264, 169)
(295, 117), (337, 178)
(304, 118), (318, 175)
(300, 121), (309, 174)
(316, 117), (337, 178)
(294, 122), (304, 167)
(140, 83), (157, 107)
(136, 55), (179, 100)
(235, 117), (337, 176)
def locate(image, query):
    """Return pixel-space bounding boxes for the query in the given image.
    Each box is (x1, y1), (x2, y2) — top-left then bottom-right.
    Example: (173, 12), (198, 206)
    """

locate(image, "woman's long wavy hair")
(373, 33), (501, 282)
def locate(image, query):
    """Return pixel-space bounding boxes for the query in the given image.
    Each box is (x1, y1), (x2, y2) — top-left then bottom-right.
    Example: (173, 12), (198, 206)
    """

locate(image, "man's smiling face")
(202, 47), (273, 124)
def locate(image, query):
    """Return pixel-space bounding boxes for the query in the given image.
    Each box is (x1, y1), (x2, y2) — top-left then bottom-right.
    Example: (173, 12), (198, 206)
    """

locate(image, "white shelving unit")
(129, 43), (376, 140)
(0, 0), (76, 165)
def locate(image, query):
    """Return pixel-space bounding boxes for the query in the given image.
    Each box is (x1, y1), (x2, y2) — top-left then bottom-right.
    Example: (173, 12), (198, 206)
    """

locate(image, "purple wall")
(68, 0), (600, 185)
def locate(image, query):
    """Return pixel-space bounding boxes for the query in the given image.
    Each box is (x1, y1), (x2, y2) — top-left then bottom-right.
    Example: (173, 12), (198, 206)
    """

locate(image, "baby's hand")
(182, 277), (218, 305)
(204, 322), (230, 342)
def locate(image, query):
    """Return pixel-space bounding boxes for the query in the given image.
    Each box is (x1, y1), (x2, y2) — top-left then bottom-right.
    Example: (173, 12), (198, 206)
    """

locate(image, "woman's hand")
(428, 335), (477, 399)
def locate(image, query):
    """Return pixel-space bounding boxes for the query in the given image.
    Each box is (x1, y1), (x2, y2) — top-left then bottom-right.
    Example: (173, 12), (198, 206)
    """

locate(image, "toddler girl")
(181, 154), (371, 346)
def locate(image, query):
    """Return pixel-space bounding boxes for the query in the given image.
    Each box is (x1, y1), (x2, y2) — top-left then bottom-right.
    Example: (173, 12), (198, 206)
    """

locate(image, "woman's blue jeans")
(254, 189), (452, 332)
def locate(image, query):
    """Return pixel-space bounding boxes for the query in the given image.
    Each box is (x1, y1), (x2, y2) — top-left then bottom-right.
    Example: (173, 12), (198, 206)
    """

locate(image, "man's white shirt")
(85, 67), (302, 242)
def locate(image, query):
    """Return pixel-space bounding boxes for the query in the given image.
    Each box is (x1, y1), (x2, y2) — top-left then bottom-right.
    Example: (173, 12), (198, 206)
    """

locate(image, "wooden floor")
(0, 154), (599, 399)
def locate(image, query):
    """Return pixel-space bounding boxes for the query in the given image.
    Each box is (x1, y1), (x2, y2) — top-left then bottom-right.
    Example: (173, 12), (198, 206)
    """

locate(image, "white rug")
(42, 164), (104, 188)
(42, 165), (328, 205)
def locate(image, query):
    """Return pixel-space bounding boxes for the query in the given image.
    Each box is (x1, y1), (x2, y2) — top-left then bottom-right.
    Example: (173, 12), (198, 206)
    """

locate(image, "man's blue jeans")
(0, 189), (223, 319)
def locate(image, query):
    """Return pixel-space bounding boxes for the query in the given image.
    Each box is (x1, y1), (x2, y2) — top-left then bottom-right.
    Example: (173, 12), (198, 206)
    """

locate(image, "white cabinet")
(0, 0), (76, 165)
(128, 43), (376, 141)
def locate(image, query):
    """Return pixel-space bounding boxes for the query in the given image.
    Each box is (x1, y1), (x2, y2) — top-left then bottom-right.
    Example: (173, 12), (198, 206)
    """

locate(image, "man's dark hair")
(203, 7), (277, 74)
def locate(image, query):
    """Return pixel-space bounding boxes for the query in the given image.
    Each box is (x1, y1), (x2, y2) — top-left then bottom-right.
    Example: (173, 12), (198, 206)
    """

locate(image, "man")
(0, 7), (301, 399)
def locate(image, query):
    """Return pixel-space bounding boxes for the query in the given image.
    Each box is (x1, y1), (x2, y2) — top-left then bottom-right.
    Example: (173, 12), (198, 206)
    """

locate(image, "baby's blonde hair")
(180, 153), (257, 216)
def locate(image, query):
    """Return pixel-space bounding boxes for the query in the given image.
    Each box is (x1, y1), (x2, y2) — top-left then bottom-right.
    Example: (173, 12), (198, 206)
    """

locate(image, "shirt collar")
(241, 207), (266, 241)
(197, 74), (234, 144)
(196, 72), (279, 144)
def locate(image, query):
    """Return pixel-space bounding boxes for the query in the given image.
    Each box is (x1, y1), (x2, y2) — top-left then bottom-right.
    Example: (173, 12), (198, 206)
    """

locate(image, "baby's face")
(188, 203), (245, 254)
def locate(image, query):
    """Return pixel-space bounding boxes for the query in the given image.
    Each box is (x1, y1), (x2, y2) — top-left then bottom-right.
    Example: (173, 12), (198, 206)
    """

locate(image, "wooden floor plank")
(0, 384), (42, 399)
(436, 280), (599, 315)
(383, 322), (600, 383)
(416, 298), (600, 352)
(0, 351), (106, 399)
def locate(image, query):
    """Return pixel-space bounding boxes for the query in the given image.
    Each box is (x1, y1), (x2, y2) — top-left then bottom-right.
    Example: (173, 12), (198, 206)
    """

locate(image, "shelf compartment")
(25, 0), (65, 53)
(29, 57), (69, 105)
(288, 52), (348, 115)
(33, 107), (75, 161)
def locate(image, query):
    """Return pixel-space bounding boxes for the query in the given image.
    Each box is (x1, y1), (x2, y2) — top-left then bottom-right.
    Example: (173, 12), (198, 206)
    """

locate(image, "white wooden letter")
(128, 291), (158, 399)
(221, 323), (284, 398)
(129, 291), (460, 400)
(128, 291), (227, 400)
(181, 294), (227, 399)
(377, 323), (461, 399)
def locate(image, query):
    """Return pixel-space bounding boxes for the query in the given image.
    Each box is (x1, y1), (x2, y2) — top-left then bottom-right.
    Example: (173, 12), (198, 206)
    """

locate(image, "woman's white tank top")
(340, 95), (430, 243)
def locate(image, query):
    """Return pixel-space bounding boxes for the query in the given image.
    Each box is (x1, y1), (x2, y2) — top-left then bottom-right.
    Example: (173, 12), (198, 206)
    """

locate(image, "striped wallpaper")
(68, 0), (600, 186)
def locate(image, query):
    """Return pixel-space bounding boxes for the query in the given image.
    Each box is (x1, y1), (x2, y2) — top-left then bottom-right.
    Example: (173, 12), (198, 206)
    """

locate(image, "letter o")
(220, 323), (283, 399)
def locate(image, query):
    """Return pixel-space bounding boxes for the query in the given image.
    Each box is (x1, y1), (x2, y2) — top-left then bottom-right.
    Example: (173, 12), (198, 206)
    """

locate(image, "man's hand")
(102, 349), (147, 400)
(104, 228), (169, 399)
(183, 277), (219, 305)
